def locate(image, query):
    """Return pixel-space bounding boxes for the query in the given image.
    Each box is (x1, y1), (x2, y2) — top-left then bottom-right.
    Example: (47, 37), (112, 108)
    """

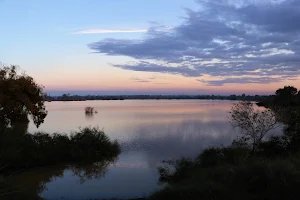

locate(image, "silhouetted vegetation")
(0, 127), (120, 173)
(149, 86), (300, 200)
(230, 101), (281, 151)
(85, 106), (95, 114)
(0, 65), (47, 128)
(0, 126), (120, 199)
(3, 64), (300, 199)
(0, 65), (121, 199)
(257, 86), (300, 108)
(150, 151), (300, 200)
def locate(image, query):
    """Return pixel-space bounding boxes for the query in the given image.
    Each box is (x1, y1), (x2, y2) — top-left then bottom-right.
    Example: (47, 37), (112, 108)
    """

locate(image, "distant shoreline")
(45, 94), (271, 102)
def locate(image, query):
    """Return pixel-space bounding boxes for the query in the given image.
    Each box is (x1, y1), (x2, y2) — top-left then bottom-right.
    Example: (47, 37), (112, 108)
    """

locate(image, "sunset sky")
(1, 0), (300, 95)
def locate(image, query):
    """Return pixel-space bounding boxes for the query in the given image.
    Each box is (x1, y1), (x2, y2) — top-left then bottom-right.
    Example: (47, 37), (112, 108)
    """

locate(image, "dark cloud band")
(89, 0), (300, 85)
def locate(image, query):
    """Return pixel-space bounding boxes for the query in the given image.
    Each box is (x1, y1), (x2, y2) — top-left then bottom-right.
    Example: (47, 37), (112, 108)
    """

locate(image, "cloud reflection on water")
(23, 100), (243, 199)
(121, 119), (238, 171)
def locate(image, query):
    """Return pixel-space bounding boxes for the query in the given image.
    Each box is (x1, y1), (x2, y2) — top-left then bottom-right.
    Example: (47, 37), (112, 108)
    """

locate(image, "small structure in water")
(85, 107), (95, 114)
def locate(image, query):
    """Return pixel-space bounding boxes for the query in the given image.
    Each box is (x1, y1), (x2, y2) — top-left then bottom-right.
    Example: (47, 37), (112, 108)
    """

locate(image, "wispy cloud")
(72, 29), (147, 35)
(130, 76), (170, 84)
(130, 77), (151, 83)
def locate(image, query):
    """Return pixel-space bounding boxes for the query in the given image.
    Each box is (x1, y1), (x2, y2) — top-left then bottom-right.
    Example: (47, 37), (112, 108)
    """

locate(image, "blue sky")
(1, 0), (300, 95)
(0, 0), (195, 62)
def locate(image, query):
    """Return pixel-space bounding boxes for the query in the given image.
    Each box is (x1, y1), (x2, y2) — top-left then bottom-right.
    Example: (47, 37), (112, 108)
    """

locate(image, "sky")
(1, 0), (300, 95)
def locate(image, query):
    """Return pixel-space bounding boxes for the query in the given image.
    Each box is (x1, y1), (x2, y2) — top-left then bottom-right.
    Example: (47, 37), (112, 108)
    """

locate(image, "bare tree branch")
(230, 101), (281, 151)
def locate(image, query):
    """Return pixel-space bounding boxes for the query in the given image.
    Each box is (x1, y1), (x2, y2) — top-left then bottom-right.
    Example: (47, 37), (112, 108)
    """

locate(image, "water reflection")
(85, 112), (95, 120)
(5, 160), (116, 199)
(71, 161), (112, 184)
(28, 100), (234, 139)
(16, 100), (241, 199)
(121, 119), (238, 172)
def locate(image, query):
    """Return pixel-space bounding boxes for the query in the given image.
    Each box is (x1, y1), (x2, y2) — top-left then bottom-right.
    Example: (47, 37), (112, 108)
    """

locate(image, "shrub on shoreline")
(150, 146), (300, 200)
(0, 127), (120, 173)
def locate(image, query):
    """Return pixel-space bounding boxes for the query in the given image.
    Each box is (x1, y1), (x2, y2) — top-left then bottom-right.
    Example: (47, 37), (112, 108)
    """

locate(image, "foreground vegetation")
(149, 148), (300, 200)
(148, 86), (300, 200)
(0, 65), (121, 199)
(0, 127), (120, 173)
(0, 65), (120, 166)
(2, 65), (300, 199)
(0, 126), (121, 200)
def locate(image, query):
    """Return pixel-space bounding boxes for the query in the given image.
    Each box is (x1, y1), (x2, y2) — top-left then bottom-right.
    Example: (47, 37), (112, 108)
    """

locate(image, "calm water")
(8, 100), (240, 199)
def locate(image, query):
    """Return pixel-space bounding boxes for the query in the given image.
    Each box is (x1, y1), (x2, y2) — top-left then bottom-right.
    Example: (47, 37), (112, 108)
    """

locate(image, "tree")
(275, 86), (298, 97)
(275, 86), (298, 106)
(61, 93), (71, 101)
(0, 65), (47, 128)
(241, 93), (246, 100)
(230, 101), (280, 151)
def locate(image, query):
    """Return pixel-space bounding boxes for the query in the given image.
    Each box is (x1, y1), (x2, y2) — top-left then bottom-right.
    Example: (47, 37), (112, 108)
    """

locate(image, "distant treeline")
(45, 94), (270, 102)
